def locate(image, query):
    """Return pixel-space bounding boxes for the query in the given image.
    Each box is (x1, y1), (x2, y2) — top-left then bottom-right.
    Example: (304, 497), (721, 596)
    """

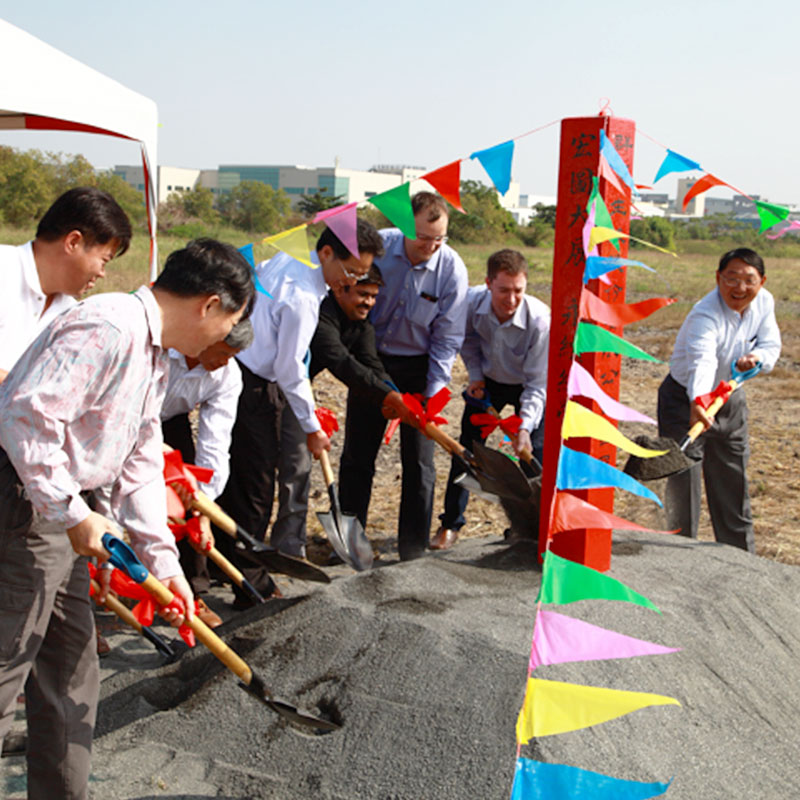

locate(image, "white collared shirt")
(236, 251), (328, 433)
(0, 241), (77, 373)
(460, 286), (550, 431)
(669, 287), (781, 399)
(162, 349), (243, 499)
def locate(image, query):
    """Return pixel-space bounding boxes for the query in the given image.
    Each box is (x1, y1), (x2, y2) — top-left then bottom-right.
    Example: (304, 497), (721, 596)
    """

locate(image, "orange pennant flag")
(516, 677), (680, 741)
(421, 160), (465, 213)
(551, 491), (677, 535)
(682, 174), (727, 211)
(579, 288), (675, 327)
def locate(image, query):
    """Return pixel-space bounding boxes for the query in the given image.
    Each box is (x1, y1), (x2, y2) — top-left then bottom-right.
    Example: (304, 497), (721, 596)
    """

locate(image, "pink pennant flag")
(579, 287), (675, 327)
(567, 362), (655, 424)
(530, 610), (680, 670)
(766, 219), (800, 240)
(313, 202), (360, 260)
(582, 200), (597, 258)
(598, 154), (626, 195)
(551, 491), (677, 536)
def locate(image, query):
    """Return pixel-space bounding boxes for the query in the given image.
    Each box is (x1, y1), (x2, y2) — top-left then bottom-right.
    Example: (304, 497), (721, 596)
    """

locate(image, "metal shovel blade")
(343, 513), (374, 571)
(472, 441), (536, 502)
(316, 509), (352, 566)
(454, 472), (501, 504)
(236, 541), (331, 584)
(240, 676), (341, 731)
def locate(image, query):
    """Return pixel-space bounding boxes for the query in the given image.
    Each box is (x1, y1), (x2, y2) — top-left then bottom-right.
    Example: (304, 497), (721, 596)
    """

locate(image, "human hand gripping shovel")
(101, 533), (340, 731)
(625, 359), (762, 481)
(315, 407), (374, 571)
(163, 450), (330, 584)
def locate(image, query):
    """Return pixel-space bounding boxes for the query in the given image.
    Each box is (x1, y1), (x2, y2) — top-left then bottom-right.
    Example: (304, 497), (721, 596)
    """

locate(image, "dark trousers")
(162, 413), (212, 595)
(215, 361), (308, 601)
(439, 378), (544, 531)
(338, 354), (434, 560)
(658, 373), (754, 552)
(0, 453), (98, 799)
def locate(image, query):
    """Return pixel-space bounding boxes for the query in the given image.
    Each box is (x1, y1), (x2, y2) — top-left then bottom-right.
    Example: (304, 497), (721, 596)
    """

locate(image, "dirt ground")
(307, 318), (800, 566)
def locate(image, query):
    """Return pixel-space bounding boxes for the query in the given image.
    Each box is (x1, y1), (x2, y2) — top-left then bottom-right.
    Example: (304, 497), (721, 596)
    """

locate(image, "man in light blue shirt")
(216, 221), (384, 605)
(658, 247), (781, 552)
(339, 192), (469, 560)
(434, 249), (549, 550)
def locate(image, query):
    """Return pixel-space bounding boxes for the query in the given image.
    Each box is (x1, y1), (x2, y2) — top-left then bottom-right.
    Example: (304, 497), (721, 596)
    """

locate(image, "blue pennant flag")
(599, 130), (638, 194)
(238, 243), (272, 298)
(584, 255), (654, 282)
(556, 447), (662, 506)
(470, 140), (514, 195)
(654, 149), (701, 183)
(511, 758), (671, 800)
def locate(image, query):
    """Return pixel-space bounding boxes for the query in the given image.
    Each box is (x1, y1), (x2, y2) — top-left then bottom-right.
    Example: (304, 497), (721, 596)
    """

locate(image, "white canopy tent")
(0, 18), (159, 279)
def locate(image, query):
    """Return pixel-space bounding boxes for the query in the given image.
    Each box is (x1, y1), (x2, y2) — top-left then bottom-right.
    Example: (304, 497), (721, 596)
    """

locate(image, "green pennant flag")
(574, 321), (662, 363)
(368, 183), (416, 239)
(537, 551), (660, 612)
(586, 177), (619, 247)
(754, 200), (790, 233)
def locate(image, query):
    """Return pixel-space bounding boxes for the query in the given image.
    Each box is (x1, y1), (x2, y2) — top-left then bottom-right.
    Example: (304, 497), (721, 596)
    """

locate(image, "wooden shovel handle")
(206, 545), (246, 588)
(90, 578), (145, 633)
(318, 449), (335, 488)
(421, 421), (464, 457)
(140, 573), (254, 685)
(685, 379), (739, 446)
(190, 491), (236, 536)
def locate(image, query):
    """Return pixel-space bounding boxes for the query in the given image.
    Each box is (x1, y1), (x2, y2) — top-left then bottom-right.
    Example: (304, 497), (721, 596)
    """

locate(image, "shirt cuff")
(63, 494), (93, 529)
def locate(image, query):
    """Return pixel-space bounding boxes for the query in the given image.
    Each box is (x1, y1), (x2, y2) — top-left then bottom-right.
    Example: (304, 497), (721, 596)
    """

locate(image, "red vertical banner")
(538, 116), (635, 571)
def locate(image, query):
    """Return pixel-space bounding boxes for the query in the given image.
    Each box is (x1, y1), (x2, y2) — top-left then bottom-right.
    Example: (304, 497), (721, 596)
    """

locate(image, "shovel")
(625, 360), (762, 482)
(101, 534), (340, 731)
(89, 576), (177, 661)
(317, 450), (373, 571)
(189, 490), (331, 584)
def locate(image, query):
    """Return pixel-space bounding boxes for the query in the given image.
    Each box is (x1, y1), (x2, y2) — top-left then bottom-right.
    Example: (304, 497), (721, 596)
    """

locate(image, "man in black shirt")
(310, 266), (412, 422)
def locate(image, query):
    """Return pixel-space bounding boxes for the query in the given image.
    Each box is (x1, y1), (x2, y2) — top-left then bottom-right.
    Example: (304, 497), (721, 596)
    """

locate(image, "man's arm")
(518, 310), (550, 433)
(425, 259), (469, 397)
(749, 294), (781, 372)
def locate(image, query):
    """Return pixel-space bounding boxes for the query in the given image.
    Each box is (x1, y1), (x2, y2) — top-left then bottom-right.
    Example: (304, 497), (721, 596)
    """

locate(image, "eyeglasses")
(336, 258), (369, 282)
(416, 233), (448, 244)
(720, 275), (761, 289)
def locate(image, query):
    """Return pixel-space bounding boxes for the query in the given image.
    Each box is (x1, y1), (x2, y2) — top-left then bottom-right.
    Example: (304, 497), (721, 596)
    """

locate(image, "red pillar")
(538, 115), (636, 571)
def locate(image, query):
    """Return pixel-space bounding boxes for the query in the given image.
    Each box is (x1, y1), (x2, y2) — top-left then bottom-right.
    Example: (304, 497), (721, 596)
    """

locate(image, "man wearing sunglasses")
(215, 221), (384, 606)
(658, 247), (781, 552)
(338, 191), (469, 561)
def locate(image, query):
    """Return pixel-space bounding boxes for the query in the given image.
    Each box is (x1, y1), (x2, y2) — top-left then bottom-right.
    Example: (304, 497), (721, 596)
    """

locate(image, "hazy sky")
(1, 0), (796, 203)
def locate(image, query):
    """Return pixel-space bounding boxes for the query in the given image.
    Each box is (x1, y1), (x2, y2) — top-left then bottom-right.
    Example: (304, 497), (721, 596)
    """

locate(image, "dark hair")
(154, 238), (255, 317)
(357, 264), (384, 287)
(487, 249), (528, 281)
(718, 247), (765, 277)
(225, 318), (254, 350)
(316, 218), (384, 260)
(36, 187), (132, 257)
(411, 191), (449, 222)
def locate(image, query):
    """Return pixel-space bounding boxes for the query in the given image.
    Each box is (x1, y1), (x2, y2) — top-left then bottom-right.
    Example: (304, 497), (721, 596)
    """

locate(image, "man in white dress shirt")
(161, 319), (253, 612)
(216, 220), (384, 606)
(658, 247), (781, 552)
(433, 249), (549, 550)
(0, 186), (132, 382)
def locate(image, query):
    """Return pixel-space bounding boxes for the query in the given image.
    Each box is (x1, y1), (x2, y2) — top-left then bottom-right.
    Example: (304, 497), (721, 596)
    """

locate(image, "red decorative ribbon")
(402, 387), (450, 430)
(384, 418), (400, 445)
(315, 406), (339, 438)
(468, 412), (522, 440)
(88, 561), (197, 647)
(168, 515), (211, 552)
(163, 449), (214, 496)
(694, 381), (733, 411)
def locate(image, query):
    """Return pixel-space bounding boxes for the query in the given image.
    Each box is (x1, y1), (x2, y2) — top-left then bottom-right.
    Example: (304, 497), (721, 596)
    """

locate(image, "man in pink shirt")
(0, 237), (254, 799)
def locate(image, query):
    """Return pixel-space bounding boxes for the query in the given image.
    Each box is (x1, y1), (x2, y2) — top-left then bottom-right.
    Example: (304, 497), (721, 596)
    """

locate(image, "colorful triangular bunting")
(584, 255), (654, 282)
(313, 201), (360, 260)
(470, 139), (514, 195)
(599, 130), (638, 193)
(654, 149), (701, 183)
(754, 200), (791, 233)
(421, 160), (465, 212)
(238, 243), (272, 297)
(369, 182), (417, 239)
(262, 224), (314, 267)
(579, 289), (675, 327)
(551, 490), (676, 535)
(681, 174), (727, 211)
(567, 361), (656, 424)
(574, 321), (662, 363)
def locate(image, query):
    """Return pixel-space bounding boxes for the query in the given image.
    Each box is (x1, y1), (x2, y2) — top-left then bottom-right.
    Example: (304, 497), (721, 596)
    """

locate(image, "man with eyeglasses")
(658, 247), (781, 552)
(339, 191), (469, 561)
(214, 221), (384, 606)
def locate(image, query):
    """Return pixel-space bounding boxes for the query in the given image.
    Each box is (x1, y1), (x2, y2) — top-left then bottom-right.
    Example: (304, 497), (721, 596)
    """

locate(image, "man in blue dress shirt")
(339, 191), (469, 560)
(658, 247), (781, 552)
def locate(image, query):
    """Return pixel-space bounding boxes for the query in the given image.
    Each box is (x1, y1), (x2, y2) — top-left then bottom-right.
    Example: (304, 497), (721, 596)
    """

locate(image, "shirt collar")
(474, 287), (527, 329)
(388, 229), (439, 272)
(134, 285), (165, 350)
(715, 287), (751, 321)
(20, 241), (44, 297)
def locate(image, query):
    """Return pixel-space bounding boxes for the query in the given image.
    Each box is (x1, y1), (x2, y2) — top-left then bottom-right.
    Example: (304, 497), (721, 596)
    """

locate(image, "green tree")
(532, 203), (557, 227)
(0, 147), (55, 226)
(218, 181), (290, 233)
(630, 217), (676, 251)
(447, 180), (518, 244)
(297, 188), (345, 217)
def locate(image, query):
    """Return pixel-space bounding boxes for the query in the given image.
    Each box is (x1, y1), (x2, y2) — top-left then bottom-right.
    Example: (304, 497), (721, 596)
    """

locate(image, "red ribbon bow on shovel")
(694, 381), (733, 411)
(385, 387), (451, 444)
(468, 412), (523, 440)
(168, 515), (211, 553)
(88, 561), (198, 647)
(315, 407), (339, 438)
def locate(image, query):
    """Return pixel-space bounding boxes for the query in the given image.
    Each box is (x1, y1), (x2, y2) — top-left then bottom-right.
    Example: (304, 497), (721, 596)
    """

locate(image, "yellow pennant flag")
(516, 677), (680, 741)
(562, 401), (667, 459)
(588, 225), (676, 257)
(262, 224), (314, 267)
